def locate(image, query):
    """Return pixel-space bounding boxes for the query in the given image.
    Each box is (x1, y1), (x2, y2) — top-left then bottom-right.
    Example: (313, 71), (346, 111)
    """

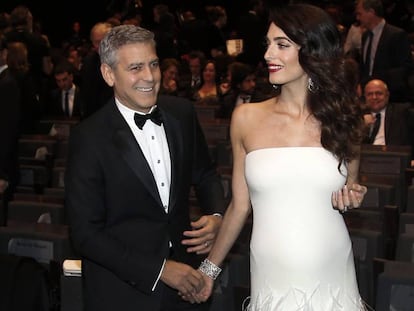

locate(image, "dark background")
(0, 0), (244, 48)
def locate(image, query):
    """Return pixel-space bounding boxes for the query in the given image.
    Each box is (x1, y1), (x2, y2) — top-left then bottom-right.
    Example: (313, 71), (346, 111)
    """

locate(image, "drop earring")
(307, 78), (317, 93)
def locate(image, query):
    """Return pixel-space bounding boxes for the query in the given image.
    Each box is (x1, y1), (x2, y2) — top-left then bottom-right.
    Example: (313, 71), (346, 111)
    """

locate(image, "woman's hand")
(332, 183), (367, 213)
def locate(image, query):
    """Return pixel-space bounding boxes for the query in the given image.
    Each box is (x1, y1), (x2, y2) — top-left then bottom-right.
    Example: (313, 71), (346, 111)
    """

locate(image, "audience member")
(65, 24), (226, 310)
(324, 3), (348, 44)
(7, 41), (40, 134)
(0, 12), (11, 36)
(362, 78), (411, 146)
(192, 59), (223, 104)
(152, 4), (178, 61)
(234, 0), (268, 68)
(79, 22), (113, 118)
(219, 61), (271, 119)
(65, 21), (87, 49)
(180, 50), (206, 99)
(204, 6), (228, 59)
(159, 57), (180, 96)
(355, 0), (414, 101)
(45, 60), (83, 119)
(4, 5), (53, 105)
(176, 9), (209, 57)
(0, 35), (21, 218)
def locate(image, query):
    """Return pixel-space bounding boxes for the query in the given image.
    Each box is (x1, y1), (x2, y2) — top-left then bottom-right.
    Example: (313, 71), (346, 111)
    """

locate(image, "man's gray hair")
(99, 25), (156, 68)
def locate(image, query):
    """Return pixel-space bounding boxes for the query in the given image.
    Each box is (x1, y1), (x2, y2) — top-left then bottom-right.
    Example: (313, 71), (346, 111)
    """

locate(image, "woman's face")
(202, 62), (216, 83)
(163, 65), (178, 82)
(264, 22), (306, 86)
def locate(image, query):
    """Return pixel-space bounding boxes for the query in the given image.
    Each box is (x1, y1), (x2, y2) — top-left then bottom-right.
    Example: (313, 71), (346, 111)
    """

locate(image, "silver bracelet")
(198, 258), (222, 280)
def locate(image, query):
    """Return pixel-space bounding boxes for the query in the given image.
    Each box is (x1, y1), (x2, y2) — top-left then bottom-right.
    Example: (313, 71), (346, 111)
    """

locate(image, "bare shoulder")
(232, 97), (276, 126)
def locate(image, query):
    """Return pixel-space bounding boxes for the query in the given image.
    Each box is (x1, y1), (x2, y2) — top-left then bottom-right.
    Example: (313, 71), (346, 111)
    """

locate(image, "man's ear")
(100, 63), (115, 87)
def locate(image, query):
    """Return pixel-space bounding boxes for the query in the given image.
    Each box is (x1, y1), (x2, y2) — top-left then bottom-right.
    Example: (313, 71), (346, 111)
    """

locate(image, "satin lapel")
(110, 104), (162, 205)
(160, 107), (183, 212)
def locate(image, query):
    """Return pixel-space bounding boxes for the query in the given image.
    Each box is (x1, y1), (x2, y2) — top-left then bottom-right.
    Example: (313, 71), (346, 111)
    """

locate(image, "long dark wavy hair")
(269, 2), (363, 165)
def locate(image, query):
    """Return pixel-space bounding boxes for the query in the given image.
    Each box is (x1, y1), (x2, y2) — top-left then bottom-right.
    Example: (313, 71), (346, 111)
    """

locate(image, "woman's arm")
(196, 105), (252, 301)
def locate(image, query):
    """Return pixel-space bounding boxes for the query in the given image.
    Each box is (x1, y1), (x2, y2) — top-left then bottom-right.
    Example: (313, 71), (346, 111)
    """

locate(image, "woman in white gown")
(194, 2), (369, 311)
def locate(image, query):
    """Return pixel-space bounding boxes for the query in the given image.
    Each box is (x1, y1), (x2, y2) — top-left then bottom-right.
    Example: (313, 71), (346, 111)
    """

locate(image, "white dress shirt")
(116, 99), (171, 211)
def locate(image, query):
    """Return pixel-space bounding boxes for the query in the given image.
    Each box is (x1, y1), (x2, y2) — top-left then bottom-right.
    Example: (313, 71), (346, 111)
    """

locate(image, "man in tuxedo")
(219, 61), (271, 119)
(362, 79), (410, 146)
(45, 61), (83, 119)
(355, 0), (413, 101)
(65, 25), (226, 311)
(179, 50), (206, 100)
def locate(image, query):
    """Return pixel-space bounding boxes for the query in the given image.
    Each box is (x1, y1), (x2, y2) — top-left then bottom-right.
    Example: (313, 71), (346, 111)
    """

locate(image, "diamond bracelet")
(198, 258), (222, 280)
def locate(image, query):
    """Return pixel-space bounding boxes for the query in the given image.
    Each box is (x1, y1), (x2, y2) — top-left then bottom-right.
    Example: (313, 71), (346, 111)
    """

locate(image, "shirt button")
(161, 182), (165, 187)
(157, 159), (161, 164)
(151, 136), (155, 140)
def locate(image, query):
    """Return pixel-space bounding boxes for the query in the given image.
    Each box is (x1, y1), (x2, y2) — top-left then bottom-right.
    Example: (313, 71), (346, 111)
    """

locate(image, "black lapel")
(109, 102), (162, 206)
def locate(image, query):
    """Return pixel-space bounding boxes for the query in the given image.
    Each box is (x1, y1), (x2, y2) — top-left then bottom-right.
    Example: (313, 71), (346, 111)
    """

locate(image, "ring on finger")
(340, 205), (349, 213)
(204, 241), (209, 247)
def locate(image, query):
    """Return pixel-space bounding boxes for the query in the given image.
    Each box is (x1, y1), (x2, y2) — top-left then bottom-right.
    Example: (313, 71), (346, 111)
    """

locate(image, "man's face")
(188, 58), (201, 76)
(355, 2), (373, 29)
(364, 80), (389, 113)
(239, 74), (256, 95)
(54, 72), (73, 91)
(101, 42), (161, 113)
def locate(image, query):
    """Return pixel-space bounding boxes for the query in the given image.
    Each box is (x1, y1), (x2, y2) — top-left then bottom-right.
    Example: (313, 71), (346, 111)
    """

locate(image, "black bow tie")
(134, 107), (163, 130)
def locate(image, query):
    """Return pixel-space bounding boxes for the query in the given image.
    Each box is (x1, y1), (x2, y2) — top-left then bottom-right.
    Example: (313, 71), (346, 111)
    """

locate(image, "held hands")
(182, 215), (222, 254)
(332, 183), (368, 213)
(195, 272), (214, 302)
(180, 259), (219, 303)
(161, 260), (204, 304)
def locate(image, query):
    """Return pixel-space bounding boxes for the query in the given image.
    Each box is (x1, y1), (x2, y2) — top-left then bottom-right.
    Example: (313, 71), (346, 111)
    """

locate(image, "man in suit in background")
(219, 61), (271, 119)
(355, 0), (414, 102)
(45, 60), (83, 119)
(179, 50), (206, 100)
(65, 25), (226, 311)
(362, 79), (410, 146)
(79, 22), (113, 118)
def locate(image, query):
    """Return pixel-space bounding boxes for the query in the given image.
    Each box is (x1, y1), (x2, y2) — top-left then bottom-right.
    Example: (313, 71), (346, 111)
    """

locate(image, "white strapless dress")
(244, 148), (365, 311)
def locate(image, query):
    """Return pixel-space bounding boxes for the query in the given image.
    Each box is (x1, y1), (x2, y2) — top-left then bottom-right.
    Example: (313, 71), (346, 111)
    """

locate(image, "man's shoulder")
(384, 22), (408, 36)
(71, 100), (115, 133)
(158, 95), (193, 110)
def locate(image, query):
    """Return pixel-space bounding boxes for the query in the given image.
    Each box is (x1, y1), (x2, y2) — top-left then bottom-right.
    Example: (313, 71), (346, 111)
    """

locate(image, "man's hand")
(363, 114), (375, 126)
(182, 215), (222, 254)
(160, 260), (204, 303)
(195, 272), (214, 302)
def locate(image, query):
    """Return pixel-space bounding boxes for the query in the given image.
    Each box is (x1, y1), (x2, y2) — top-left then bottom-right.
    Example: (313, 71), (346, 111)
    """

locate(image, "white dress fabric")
(244, 147), (365, 311)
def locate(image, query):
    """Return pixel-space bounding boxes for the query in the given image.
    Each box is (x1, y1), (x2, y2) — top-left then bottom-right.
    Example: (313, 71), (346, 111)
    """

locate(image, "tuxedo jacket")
(363, 102), (411, 145)
(46, 86), (83, 118)
(65, 95), (226, 311)
(360, 23), (413, 100)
